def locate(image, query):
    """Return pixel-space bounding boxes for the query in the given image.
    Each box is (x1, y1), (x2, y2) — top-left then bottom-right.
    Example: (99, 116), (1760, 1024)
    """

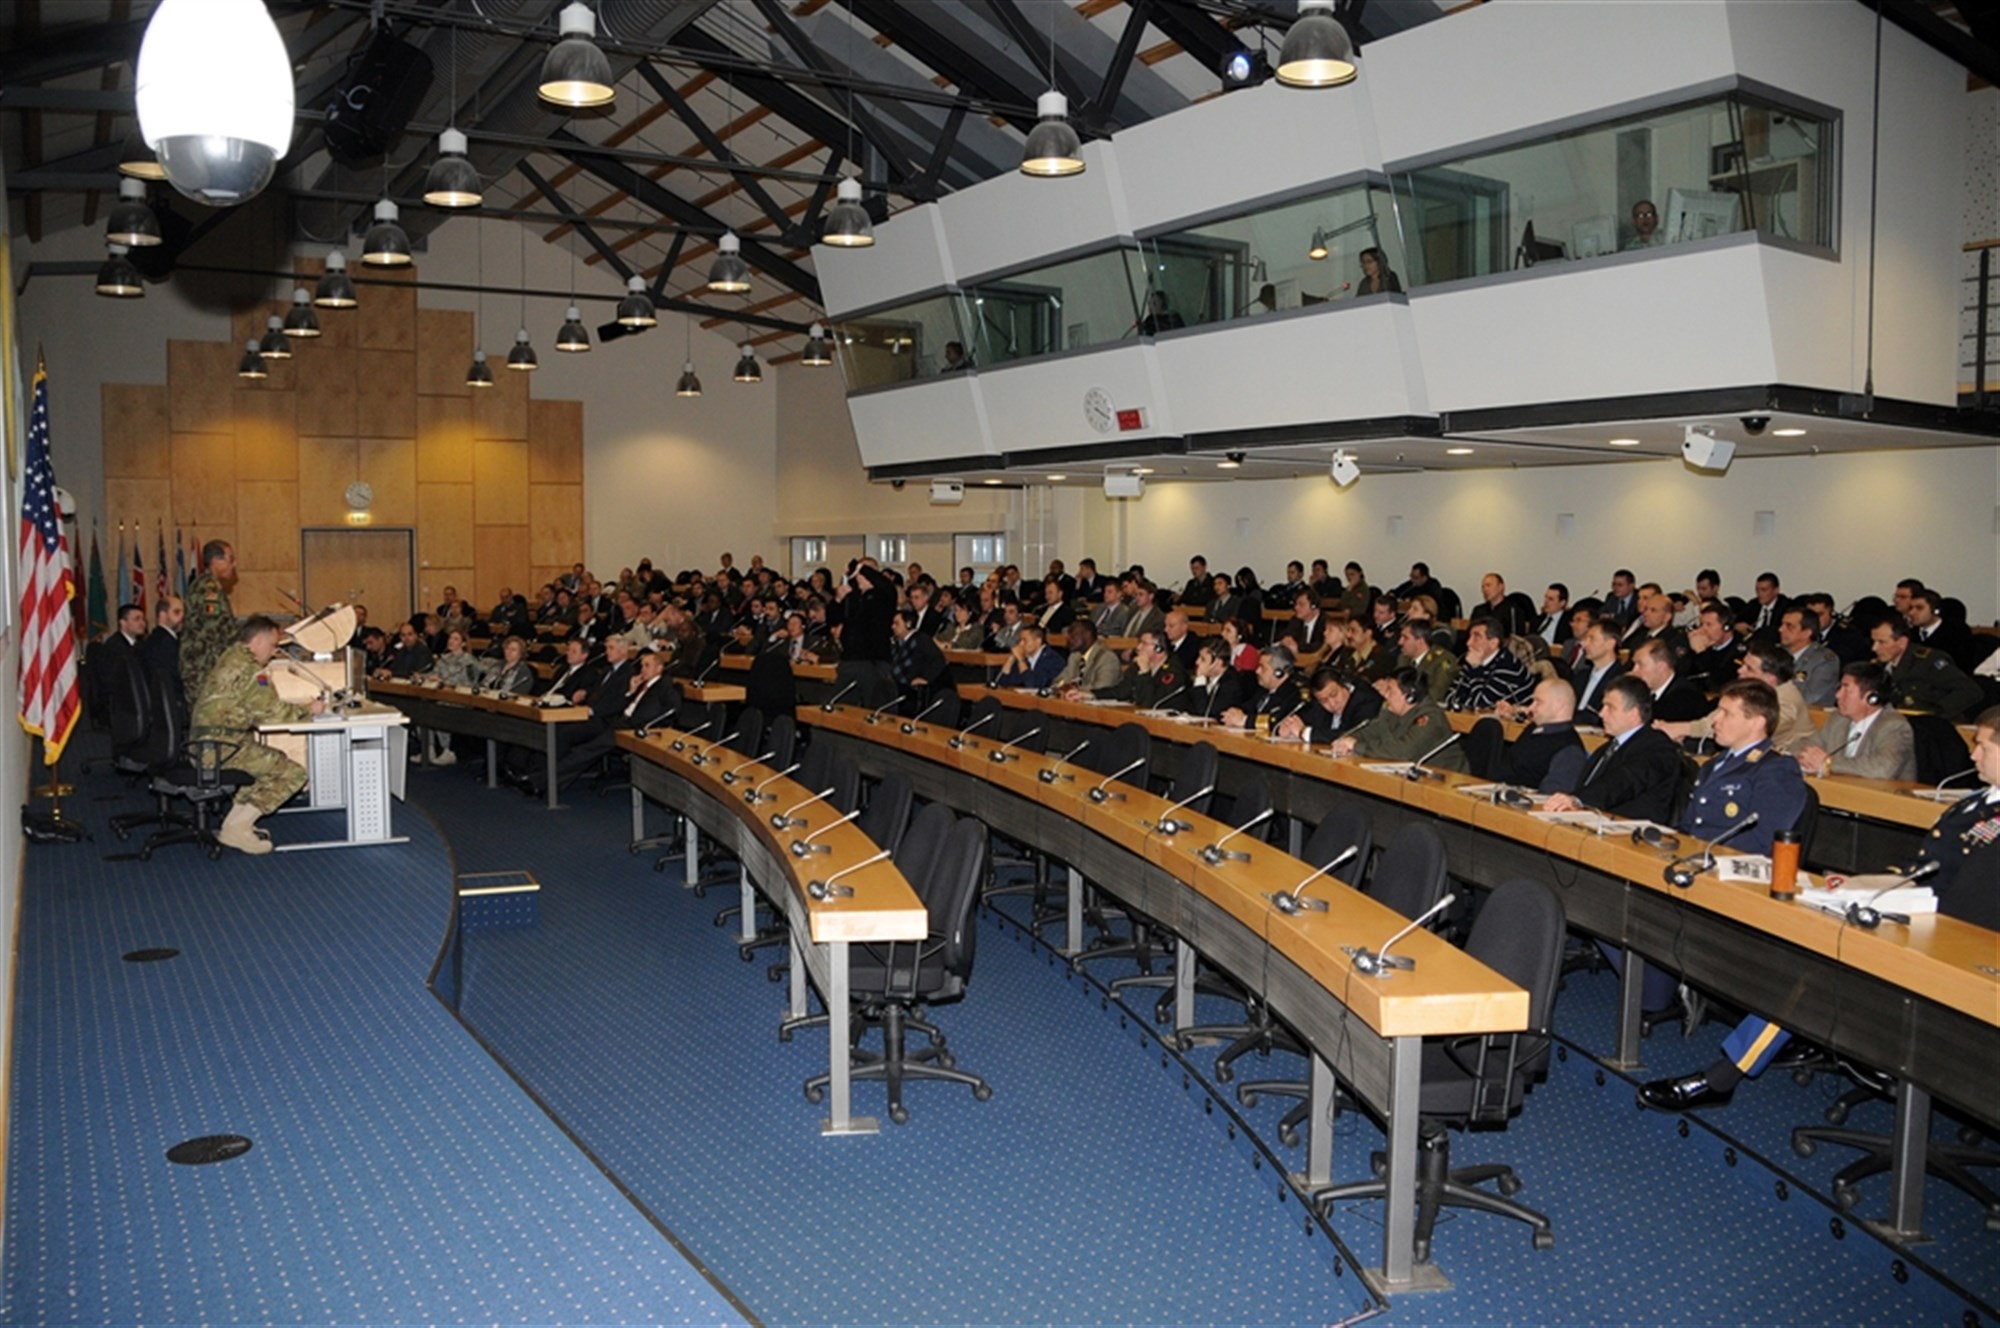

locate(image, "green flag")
(88, 521), (108, 641)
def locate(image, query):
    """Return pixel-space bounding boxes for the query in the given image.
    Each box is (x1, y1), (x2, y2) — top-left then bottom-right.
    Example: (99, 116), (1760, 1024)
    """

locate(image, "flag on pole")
(174, 523), (188, 597)
(154, 522), (168, 605)
(86, 519), (107, 642)
(17, 359), (81, 765)
(114, 519), (126, 610)
(129, 531), (145, 613)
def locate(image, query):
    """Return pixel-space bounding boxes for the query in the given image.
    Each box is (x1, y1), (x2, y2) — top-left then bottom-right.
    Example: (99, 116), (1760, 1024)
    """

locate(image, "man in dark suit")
(1180, 556), (1215, 609)
(1603, 568), (1640, 627)
(1072, 558), (1106, 604)
(541, 638), (603, 704)
(1630, 638), (1711, 723)
(995, 624), (1066, 691)
(1543, 677), (1683, 823)
(141, 595), (188, 738)
(889, 608), (950, 711)
(539, 650), (677, 793)
(1184, 640), (1251, 718)
(1468, 573), (1532, 640)
(1683, 602), (1744, 694)
(1034, 579), (1075, 635)
(1160, 610), (1200, 673)
(1571, 617), (1628, 723)
(1281, 590), (1330, 655)
(1906, 588), (1982, 673)
(1531, 583), (1573, 649)
(1470, 677), (1587, 791)
(1267, 561), (1309, 607)
(1277, 666), (1383, 744)
(95, 602), (150, 762)
(1743, 571), (1790, 638)
(1221, 645), (1306, 731)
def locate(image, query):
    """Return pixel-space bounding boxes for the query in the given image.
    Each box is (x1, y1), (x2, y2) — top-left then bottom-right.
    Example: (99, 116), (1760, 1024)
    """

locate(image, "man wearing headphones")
(1221, 644), (1306, 730)
(1328, 669), (1471, 771)
(1793, 662), (1916, 781)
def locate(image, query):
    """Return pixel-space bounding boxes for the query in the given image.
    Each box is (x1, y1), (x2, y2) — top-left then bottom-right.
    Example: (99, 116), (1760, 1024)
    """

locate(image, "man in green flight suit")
(181, 539), (238, 705)
(1327, 669), (1472, 771)
(191, 615), (324, 855)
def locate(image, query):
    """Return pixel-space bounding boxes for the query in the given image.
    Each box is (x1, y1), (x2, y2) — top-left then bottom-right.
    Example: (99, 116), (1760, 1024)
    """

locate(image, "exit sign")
(1115, 407), (1147, 432)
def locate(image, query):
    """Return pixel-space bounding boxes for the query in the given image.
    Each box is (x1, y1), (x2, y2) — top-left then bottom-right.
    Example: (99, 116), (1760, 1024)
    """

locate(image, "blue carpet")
(2, 746), (747, 1326)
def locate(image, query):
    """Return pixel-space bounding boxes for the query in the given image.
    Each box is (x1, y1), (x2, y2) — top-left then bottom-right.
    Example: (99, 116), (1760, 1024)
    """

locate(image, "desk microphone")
(864, 696), (899, 725)
(792, 808), (861, 857)
(690, 731), (739, 766)
(988, 728), (1043, 763)
(1844, 859), (1940, 929)
(745, 762), (800, 804)
(1347, 893), (1456, 975)
(1200, 808), (1275, 865)
(1088, 758), (1145, 802)
(1270, 846), (1359, 915)
(772, 788), (834, 830)
(1143, 784), (1214, 836)
(1932, 767), (1978, 797)
(687, 658), (720, 688)
(1038, 740), (1092, 784)
(721, 751), (775, 785)
(950, 712), (996, 750)
(1329, 716), (1373, 750)
(1664, 812), (1760, 889)
(808, 848), (891, 900)
(668, 720), (712, 752)
(1492, 785), (1536, 809)
(901, 695), (948, 734)
(819, 681), (858, 712)
(1141, 685), (1188, 716)
(1405, 731), (1462, 780)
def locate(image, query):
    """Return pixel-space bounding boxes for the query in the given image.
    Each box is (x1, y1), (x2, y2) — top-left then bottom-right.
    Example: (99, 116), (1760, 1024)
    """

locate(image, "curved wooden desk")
(370, 677), (591, 810)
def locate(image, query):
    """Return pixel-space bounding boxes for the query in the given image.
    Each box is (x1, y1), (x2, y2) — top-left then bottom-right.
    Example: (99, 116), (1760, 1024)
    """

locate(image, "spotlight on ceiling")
(135, 0), (294, 205)
(1276, 0), (1358, 89)
(707, 232), (751, 293)
(675, 361), (703, 398)
(1680, 424), (1736, 472)
(259, 315), (293, 361)
(1218, 47), (1272, 92)
(105, 178), (162, 246)
(1329, 448), (1361, 488)
(284, 288), (321, 337)
(539, 2), (615, 109)
(506, 328), (539, 372)
(556, 306), (591, 352)
(95, 245), (145, 298)
(465, 349), (494, 388)
(1218, 452), (1244, 469)
(615, 276), (657, 328)
(422, 127), (483, 208)
(732, 344), (762, 383)
(802, 323), (833, 366)
(361, 199), (413, 266)
(236, 338), (268, 380)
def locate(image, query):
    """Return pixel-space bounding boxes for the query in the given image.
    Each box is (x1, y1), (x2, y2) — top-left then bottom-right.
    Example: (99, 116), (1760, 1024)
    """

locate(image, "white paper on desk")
(1530, 809), (1628, 834)
(1798, 877), (1941, 917)
(1713, 855), (1772, 885)
(1459, 782), (1546, 805)
(1081, 698), (1133, 707)
(1360, 762), (1418, 777)
(1906, 788), (1967, 804)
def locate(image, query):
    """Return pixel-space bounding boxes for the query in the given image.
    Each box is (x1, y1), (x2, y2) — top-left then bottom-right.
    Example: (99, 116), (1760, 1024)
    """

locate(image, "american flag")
(16, 360), (80, 765)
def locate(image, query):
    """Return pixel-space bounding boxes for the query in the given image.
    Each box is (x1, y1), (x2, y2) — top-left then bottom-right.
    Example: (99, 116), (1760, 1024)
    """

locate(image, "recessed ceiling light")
(1133, 466), (1155, 475)
(983, 478), (1003, 485)
(1773, 427), (1807, 437)
(1047, 474), (1068, 481)
(1607, 437), (1642, 447)
(1445, 446), (1475, 456)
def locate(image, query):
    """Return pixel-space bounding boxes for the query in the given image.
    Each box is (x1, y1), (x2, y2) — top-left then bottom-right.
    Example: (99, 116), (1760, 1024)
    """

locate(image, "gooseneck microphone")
(1845, 859), (1941, 929)
(863, 696), (899, 725)
(1347, 893), (1457, 975)
(772, 788), (835, 830)
(988, 728), (1043, 763)
(1933, 767), (1978, 796)
(690, 731), (739, 766)
(1270, 846), (1360, 915)
(792, 808), (862, 857)
(1664, 812), (1761, 889)
(668, 720), (712, 752)
(819, 680), (859, 712)
(1405, 731), (1463, 780)
(949, 712), (996, 750)
(722, 751), (775, 786)
(901, 695), (949, 734)
(1143, 784), (1215, 836)
(808, 848), (892, 900)
(1200, 808), (1276, 865)
(1038, 740), (1092, 784)
(1142, 685), (1188, 715)
(745, 762), (800, 804)
(1088, 758), (1145, 803)
(688, 658), (720, 688)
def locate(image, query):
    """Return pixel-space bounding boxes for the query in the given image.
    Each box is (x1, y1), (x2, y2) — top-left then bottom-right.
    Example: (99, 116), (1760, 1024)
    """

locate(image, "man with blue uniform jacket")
(995, 624), (1066, 691)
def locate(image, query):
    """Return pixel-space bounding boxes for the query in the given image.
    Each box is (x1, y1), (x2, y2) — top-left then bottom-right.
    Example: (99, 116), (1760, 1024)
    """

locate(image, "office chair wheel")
(804, 1084), (824, 1104)
(652, 857), (670, 872)
(1214, 1059), (1235, 1084)
(1237, 1088), (1261, 1108)
(1368, 1150), (1388, 1179)
(778, 1027), (792, 1043)
(1498, 1173), (1524, 1197)
(973, 1084), (993, 1102)
(1792, 1068), (1814, 1087)
(767, 965), (785, 984)
(1792, 1134), (1817, 1158)
(1277, 1123), (1300, 1149)
(1824, 1100), (1851, 1126)
(889, 1105), (910, 1126)
(1533, 1230), (1555, 1252)
(1833, 1183), (1859, 1211)
(739, 946), (757, 962)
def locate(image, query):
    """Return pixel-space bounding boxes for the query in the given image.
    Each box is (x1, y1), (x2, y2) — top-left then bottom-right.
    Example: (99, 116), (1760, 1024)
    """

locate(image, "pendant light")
(258, 315), (293, 360)
(732, 344), (762, 383)
(506, 225), (537, 369)
(118, 138), (167, 182)
(706, 232), (752, 293)
(135, 0), (294, 205)
(1276, 0), (1358, 89)
(465, 350), (495, 388)
(821, 177), (873, 248)
(237, 338), (268, 380)
(362, 199), (413, 266)
(802, 322), (833, 366)
(468, 216), (493, 386)
(1020, 91), (1084, 177)
(616, 275), (657, 328)
(1308, 227), (1329, 260)
(284, 287), (322, 337)
(314, 250), (358, 308)
(539, 2), (615, 109)
(95, 245), (145, 298)
(424, 129), (483, 208)
(675, 317), (701, 396)
(556, 305), (591, 352)
(105, 178), (161, 246)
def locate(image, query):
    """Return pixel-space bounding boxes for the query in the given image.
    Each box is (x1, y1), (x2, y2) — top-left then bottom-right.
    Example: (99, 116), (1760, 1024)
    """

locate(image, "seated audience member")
(1776, 607), (1838, 707)
(1220, 617), (1260, 673)
(1397, 619), (1458, 704)
(1793, 662), (1916, 781)
(1049, 618), (1122, 695)
(1542, 677), (1683, 824)
(1444, 620), (1535, 713)
(1655, 640), (1815, 754)
(1464, 678), (1587, 792)
(1220, 645), (1306, 731)
(1276, 667), (1383, 745)
(1180, 640), (1250, 718)
(1629, 638), (1711, 723)
(1327, 615), (1391, 683)
(1160, 610), (1201, 673)
(1087, 630), (1185, 710)
(1682, 602), (1744, 694)
(1327, 670), (1471, 771)
(994, 624), (1066, 691)
(1874, 616), (1983, 720)
(1906, 587), (1983, 674)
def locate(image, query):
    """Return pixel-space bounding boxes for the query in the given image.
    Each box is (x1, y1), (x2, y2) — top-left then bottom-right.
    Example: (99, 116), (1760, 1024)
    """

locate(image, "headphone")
(1853, 663), (1889, 708)
(1393, 670), (1424, 706)
(1632, 824), (1682, 853)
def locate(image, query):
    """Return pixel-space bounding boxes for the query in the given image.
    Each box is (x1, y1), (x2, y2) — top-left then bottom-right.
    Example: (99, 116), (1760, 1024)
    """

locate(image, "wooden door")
(302, 528), (415, 630)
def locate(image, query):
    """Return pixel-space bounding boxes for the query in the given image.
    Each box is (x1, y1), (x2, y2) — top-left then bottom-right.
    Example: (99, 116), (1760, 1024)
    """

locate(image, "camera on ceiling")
(1740, 416), (1770, 436)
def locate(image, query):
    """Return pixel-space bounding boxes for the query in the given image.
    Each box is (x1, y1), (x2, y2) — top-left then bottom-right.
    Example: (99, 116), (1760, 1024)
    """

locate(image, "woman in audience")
(942, 600), (986, 651)
(1358, 246), (1403, 295)
(1221, 616), (1260, 673)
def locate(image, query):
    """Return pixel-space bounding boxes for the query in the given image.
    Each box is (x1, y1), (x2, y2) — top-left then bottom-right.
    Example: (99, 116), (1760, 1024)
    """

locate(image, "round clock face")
(1084, 387), (1115, 434)
(344, 481), (374, 511)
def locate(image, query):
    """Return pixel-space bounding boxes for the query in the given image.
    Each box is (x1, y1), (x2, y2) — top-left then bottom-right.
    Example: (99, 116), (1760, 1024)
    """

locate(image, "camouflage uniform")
(1350, 698), (1471, 771)
(191, 643), (312, 814)
(181, 571), (236, 705)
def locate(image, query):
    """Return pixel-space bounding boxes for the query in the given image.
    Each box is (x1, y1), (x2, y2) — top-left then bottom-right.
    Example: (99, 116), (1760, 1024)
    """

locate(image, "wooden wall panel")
(415, 308), (473, 397)
(298, 436), (359, 526)
(102, 383), (170, 479)
(231, 570), (293, 617)
(168, 340), (235, 434)
(355, 266), (417, 351)
(417, 568), (476, 617)
(529, 484), (584, 568)
(104, 479), (174, 556)
(416, 482), (474, 567)
(357, 437), (417, 525)
(528, 399), (584, 482)
(473, 525), (531, 613)
(296, 345), (357, 437)
(415, 396), (474, 482)
(354, 347), (416, 439)
(170, 433), (236, 528)
(472, 362), (529, 439)
(236, 482), (301, 573)
(234, 390), (298, 480)
(472, 437), (528, 525)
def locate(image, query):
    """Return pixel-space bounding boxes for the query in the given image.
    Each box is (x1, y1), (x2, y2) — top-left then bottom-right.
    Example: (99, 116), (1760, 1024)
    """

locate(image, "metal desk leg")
(1866, 1081), (1933, 1245)
(1064, 866), (1084, 957)
(1613, 951), (1646, 1069)
(821, 940), (878, 1136)
(684, 824), (701, 889)
(737, 865), (757, 943)
(1370, 1035), (1452, 1293)
(629, 786), (645, 842)
(1174, 938), (1196, 1031)
(543, 728), (564, 810)
(788, 932), (808, 1020)
(1305, 1054), (1336, 1188)
(1287, 817), (1303, 856)
(485, 738), (498, 790)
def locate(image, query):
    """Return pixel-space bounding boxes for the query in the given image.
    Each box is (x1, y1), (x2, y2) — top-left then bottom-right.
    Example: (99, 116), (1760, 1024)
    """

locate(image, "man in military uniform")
(1914, 705), (2000, 931)
(1777, 608), (1838, 707)
(191, 615), (324, 855)
(1397, 620), (1458, 704)
(1089, 630), (1183, 709)
(1872, 617), (1982, 720)
(181, 540), (238, 704)
(1328, 670), (1471, 772)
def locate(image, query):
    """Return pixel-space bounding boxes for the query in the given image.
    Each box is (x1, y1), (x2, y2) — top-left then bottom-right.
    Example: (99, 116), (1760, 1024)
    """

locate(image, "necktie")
(1843, 724), (1863, 758)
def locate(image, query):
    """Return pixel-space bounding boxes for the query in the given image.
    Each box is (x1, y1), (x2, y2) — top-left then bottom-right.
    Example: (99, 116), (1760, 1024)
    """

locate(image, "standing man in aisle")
(835, 558), (897, 709)
(182, 539), (238, 704)
(192, 616), (324, 855)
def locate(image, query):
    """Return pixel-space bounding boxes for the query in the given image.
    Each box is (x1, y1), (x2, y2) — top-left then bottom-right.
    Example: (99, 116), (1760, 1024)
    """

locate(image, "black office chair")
(745, 648), (798, 722)
(1792, 1077), (2000, 1228)
(1068, 724), (1165, 972)
(805, 814), (994, 1124)
(109, 671), (210, 846)
(999, 707), (1049, 753)
(1309, 876), (1566, 1261)
(856, 771), (914, 856)
(1463, 717), (1507, 781)
(114, 682), (254, 861)
(1105, 742), (1223, 1007)
(766, 713), (798, 771)
(728, 705), (767, 758)
(1908, 712), (1975, 785)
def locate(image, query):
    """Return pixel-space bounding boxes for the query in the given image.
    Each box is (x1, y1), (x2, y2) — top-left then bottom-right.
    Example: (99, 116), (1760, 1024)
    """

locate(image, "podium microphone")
(772, 788), (835, 830)
(1347, 893), (1457, 975)
(1845, 860), (1941, 929)
(1269, 846), (1359, 914)
(1088, 758), (1145, 802)
(901, 695), (948, 734)
(668, 720), (712, 752)
(1200, 808), (1275, 865)
(721, 751), (775, 785)
(808, 848), (892, 900)
(1405, 731), (1462, 780)
(1664, 812), (1761, 889)
(1143, 784), (1214, 836)
(988, 728), (1043, 763)
(792, 808), (862, 857)
(950, 712), (996, 750)
(819, 681), (858, 712)
(745, 762), (800, 804)
(1038, 740), (1092, 784)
